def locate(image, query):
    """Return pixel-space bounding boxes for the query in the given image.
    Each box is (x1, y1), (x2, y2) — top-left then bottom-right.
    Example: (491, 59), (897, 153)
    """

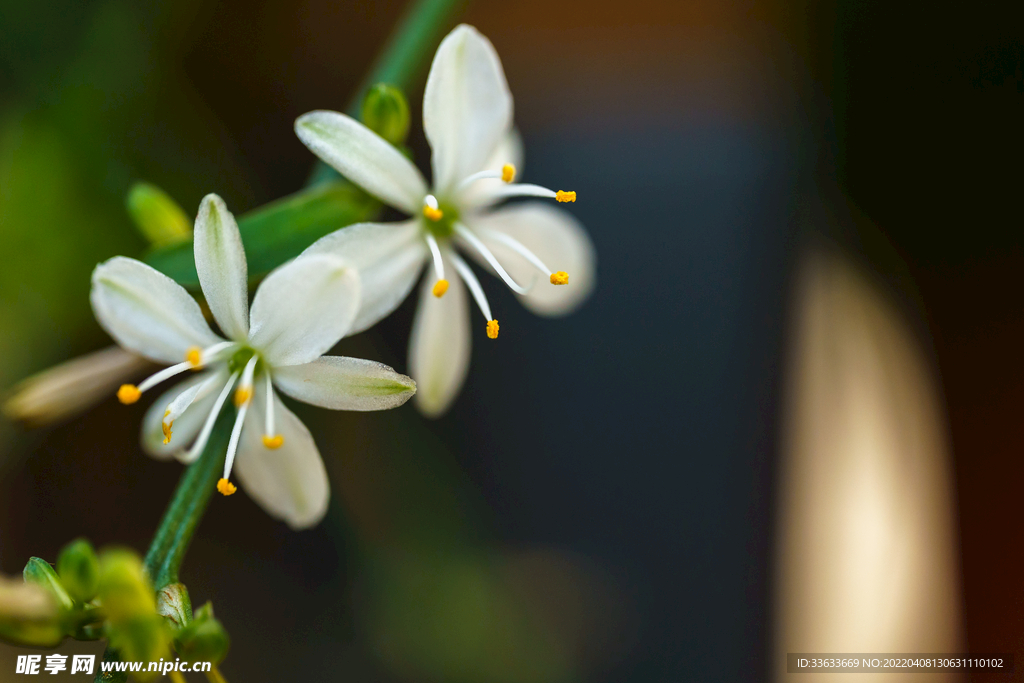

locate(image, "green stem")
(306, 0), (468, 186)
(143, 410), (233, 589)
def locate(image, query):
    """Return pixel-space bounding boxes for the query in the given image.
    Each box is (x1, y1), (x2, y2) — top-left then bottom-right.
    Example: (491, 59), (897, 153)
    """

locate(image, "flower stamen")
(478, 228), (568, 285)
(423, 194), (443, 222)
(117, 384), (141, 404)
(162, 409), (173, 444)
(451, 253), (500, 340)
(217, 478), (237, 496)
(186, 347), (202, 368)
(261, 372), (283, 449)
(502, 164), (516, 183)
(222, 359), (257, 493)
(425, 233), (448, 298)
(555, 190), (576, 203)
(454, 224), (531, 294)
(550, 271), (569, 285)
(182, 372), (238, 463)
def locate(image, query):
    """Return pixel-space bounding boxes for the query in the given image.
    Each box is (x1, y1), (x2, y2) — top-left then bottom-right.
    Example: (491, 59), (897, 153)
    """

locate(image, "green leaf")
(143, 181), (381, 288)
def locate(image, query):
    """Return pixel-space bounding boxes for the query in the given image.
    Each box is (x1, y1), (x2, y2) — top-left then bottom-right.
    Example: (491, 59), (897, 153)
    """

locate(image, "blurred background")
(0, 0), (1022, 681)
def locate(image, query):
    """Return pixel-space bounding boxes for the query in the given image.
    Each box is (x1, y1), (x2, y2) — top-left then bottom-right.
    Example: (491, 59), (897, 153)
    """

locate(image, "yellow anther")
(216, 478), (237, 496)
(262, 434), (284, 449)
(486, 319), (500, 339)
(555, 190), (576, 203)
(550, 271), (569, 285)
(501, 164), (516, 183)
(432, 279), (449, 298)
(162, 410), (173, 445)
(117, 384), (141, 405)
(423, 205), (444, 221)
(185, 346), (202, 368)
(233, 386), (252, 407)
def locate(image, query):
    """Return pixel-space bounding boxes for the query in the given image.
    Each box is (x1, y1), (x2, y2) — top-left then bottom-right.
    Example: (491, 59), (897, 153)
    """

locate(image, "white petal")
(2, 346), (154, 426)
(408, 254), (471, 417)
(90, 257), (222, 364)
(141, 372), (222, 460)
(295, 111), (427, 214)
(273, 356), (416, 411)
(458, 128), (524, 208)
(424, 24), (513, 195)
(302, 220), (428, 334)
(235, 389), (329, 529)
(248, 254), (360, 367)
(468, 204), (596, 316)
(193, 194), (249, 340)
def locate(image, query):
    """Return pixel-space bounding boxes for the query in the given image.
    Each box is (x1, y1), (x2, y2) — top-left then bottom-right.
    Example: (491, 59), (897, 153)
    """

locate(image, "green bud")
(0, 575), (63, 647)
(173, 601), (229, 664)
(106, 615), (170, 681)
(156, 583), (192, 630)
(126, 182), (191, 246)
(23, 558), (73, 611)
(57, 538), (100, 603)
(361, 83), (410, 146)
(97, 549), (155, 621)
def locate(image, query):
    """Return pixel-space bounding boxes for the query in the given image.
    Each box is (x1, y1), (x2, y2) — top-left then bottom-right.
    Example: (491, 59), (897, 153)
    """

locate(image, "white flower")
(90, 194), (416, 528)
(294, 24), (596, 417)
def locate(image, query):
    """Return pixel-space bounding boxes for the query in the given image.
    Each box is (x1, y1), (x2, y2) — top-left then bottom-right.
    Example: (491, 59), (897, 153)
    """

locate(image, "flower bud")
(0, 575), (63, 647)
(173, 602), (229, 664)
(156, 583), (192, 630)
(361, 83), (411, 146)
(57, 538), (100, 603)
(97, 549), (155, 622)
(126, 181), (191, 246)
(106, 615), (170, 681)
(23, 558), (73, 611)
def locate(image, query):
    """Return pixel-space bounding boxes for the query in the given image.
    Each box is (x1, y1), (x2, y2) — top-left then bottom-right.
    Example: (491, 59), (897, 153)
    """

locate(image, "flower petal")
(273, 356), (416, 411)
(91, 256), (222, 364)
(193, 194), (249, 340)
(295, 110), (427, 214)
(248, 254), (360, 367)
(302, 220), (428, 334)
(424, 24), (513, 195)
(236, 389), (329, 529)
(408, 253), (471, 417)
(468, 204), (596, 316)
(141, 372), (222, 460)
(2, 346), (155, 427)
(458, 128), (524, 208)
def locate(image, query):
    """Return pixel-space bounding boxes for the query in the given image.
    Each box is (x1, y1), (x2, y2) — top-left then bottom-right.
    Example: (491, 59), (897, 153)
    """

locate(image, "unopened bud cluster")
(1, 538), (229, 678)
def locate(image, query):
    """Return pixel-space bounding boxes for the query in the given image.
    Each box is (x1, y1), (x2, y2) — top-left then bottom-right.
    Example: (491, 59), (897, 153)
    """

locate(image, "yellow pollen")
(263, 434), (284, 449)
(234, 386), (252, 407)
(432, 279), (449, 298)
(185, 346), (202, 368)
(486, 319), (500, 339)
(217, 478), (237, 496)
(501, 164), (516, 183)
(423, 205), (444, 221)
(162, 410), (173, 445)
(555, 190), (576, 203)
(117, 384), (141, 405)
(550, 271), (569, 285)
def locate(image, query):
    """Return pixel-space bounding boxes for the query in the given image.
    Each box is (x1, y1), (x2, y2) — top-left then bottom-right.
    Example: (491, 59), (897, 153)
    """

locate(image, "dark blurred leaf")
(143, 181), (381, 288)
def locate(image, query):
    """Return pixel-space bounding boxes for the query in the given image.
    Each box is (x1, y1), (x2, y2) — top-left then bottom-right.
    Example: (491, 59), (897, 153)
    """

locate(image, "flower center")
(421, 195), (459, 240)
(226, 346), (260, 376)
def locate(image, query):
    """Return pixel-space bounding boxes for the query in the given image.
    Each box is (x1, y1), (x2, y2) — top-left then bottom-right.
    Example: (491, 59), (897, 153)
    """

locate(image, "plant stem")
(143, 410), (233, 590)
(306, 0), (468, 186)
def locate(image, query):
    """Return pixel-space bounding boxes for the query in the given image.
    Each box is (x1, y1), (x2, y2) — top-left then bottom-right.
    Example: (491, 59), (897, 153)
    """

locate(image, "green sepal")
(156, 583), (192, 630)
(57, 538), (100, 603)
(144, 181), (381, 288)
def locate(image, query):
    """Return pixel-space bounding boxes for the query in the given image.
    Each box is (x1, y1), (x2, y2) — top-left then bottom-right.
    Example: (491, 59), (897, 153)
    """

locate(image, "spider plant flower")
(90, 194), (416, 528)
(295, 24), (596, 416)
